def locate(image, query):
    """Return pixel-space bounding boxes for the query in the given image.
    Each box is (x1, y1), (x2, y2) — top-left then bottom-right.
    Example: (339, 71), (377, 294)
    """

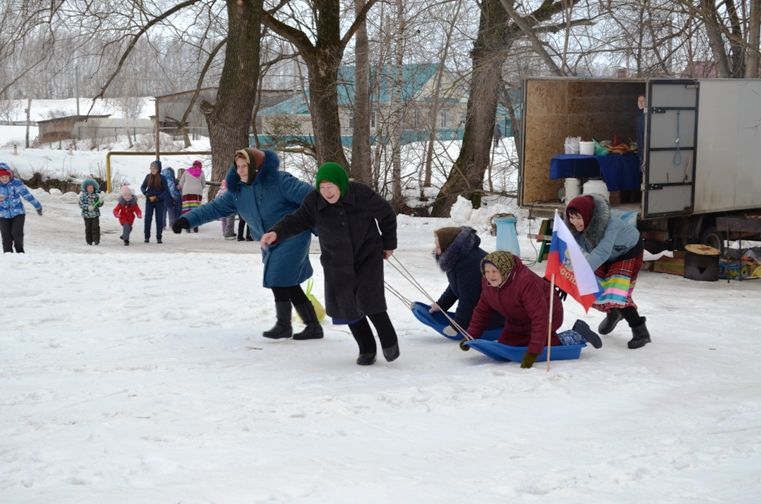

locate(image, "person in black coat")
(261, 162), (399, 366)
(140, 160), (168, 243)
(430, 226), (504, 335)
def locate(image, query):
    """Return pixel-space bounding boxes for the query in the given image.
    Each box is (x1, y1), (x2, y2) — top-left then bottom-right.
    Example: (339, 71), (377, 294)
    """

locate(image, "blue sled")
(411, 302), (500, 341)
(464, 339), (586, 362)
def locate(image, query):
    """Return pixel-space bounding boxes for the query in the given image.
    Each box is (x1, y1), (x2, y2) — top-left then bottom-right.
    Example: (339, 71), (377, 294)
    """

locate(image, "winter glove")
(36, 208), (43, 216)
(520, 352), (539, 369)
(172, 217), (190, 234)
(554, 287), (568, 302)
(94, 198), (104, 208)
(459, 339), (470, 351)
(442, 325), (457, 337)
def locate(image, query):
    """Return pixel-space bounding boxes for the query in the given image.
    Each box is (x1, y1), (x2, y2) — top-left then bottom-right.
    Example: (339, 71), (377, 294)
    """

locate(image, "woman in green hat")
(261, 162), (399, 366)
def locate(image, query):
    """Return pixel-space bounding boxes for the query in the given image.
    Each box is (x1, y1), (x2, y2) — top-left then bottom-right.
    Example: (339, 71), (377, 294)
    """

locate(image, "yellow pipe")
(104, 150), (211, 192)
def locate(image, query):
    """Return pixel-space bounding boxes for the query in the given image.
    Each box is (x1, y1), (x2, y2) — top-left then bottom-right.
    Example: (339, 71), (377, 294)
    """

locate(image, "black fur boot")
(262, 301), (292, 339)
(368, 312), (400, 362)
(598, 309), (623, 335)
(572, 319), (603, 349)
(292, 303), (324, 340)
(350, 319), (376, 365)
(628, 318), (651, 349)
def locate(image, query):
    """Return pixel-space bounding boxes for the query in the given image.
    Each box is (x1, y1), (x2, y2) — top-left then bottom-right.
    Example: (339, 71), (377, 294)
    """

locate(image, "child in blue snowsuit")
(0, 163), (43, 253)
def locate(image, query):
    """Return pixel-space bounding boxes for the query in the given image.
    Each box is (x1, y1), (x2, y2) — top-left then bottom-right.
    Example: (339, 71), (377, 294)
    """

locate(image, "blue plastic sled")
(464, 339), (586, 362)
(411, 302), (500, 341)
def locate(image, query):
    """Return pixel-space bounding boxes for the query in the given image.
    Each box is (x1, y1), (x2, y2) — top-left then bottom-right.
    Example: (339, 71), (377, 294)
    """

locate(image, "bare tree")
(261, 0), (381, 168)
(350, 0), (373, 184)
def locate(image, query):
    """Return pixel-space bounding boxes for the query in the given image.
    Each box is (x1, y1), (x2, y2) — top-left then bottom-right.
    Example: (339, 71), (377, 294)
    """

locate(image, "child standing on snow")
(78, 178), (103, 245)
(261, 162), (400, 366)
(0, 162), (43, 253)
(141, 160), (167, 243)
(113, 185), (142, 246)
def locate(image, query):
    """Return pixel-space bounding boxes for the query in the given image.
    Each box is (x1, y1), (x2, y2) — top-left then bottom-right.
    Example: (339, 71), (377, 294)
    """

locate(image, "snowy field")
(2, 98), (761, 502)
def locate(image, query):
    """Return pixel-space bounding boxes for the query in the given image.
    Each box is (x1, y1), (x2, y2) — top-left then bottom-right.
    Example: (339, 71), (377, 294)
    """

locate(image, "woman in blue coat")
(173, 148), (321, 341)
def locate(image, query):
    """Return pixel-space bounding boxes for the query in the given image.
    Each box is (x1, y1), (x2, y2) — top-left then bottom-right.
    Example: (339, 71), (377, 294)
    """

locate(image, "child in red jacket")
(113, 185), (142, 246)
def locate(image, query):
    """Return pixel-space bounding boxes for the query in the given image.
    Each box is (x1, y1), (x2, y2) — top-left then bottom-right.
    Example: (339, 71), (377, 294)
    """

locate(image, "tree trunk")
(747, 0), (761, 77)
(351, 0), (372, 184)
(701, 0), (732, 77)
(203, 0), (262, 188)
(389, 0), (406, 208)
(431, 0), (511, 216)
(423, 0), (464, 189)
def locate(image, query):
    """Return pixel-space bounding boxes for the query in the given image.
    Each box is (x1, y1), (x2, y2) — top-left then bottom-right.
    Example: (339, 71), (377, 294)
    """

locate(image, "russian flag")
(544, 213), (602, 312)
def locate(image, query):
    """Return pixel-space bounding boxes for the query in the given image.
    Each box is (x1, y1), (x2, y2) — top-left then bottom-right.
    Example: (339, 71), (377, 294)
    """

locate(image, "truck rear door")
(643, 80), (698, 218)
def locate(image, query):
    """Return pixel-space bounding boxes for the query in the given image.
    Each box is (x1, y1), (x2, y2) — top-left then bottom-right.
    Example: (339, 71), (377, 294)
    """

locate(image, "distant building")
(36, 115), (157, 144)
(254, 63), (519, 147)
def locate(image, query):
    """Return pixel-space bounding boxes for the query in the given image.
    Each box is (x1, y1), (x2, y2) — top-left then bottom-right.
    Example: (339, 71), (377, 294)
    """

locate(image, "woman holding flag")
(465, 251), (602, 369)
(565, 194), (650, 349)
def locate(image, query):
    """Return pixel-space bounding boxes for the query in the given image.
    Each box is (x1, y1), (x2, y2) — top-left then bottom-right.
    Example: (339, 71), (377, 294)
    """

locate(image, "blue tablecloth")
(550, 154), (641, 191)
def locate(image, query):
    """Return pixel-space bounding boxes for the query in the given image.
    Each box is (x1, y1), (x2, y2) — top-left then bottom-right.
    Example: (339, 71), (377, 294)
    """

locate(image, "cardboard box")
(645, 251), (685, 276)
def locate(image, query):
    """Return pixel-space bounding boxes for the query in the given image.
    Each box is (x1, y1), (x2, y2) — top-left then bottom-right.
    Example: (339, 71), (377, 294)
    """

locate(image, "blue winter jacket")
(184, 150), (313, 288)
(435, 228), (503, 330)
(570, 194), (641, 271)
(161, 168), (180, 201)
(0, 175), (42, 219)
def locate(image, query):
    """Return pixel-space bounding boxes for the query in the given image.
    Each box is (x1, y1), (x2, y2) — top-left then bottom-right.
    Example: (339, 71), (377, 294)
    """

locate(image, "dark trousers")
(238, 216), (252, 240)
(84, 217), (100, 245)
(0, 214), (25, 253)
(349, 311), (398, 355)
(144, 200), (165, 240)
(271, 285), (309, 305)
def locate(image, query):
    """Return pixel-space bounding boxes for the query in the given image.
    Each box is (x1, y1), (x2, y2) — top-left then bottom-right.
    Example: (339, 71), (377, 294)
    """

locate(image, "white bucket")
(579, 141), (595, 155)
(583, 179), (609, 201)
(564, 178), (581, 202)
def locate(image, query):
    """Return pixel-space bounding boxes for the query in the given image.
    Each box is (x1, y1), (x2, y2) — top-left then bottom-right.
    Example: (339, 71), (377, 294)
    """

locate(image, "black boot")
(262, 301), (292, 339)
(572, 319), (603, 349)
(628, 318), (651, 349)
(349, 319), (376, 365)
(368, 312), (400, 362)
(292, 303), (324, 340)
(598, 308), (623, 335)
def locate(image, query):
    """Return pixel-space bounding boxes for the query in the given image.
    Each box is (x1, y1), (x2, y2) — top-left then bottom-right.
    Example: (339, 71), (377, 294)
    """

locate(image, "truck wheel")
(699, 226), (724, 255)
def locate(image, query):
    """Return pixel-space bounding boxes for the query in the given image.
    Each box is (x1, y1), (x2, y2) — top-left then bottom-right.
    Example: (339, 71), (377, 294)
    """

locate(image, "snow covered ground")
(2, 98), (761, 502)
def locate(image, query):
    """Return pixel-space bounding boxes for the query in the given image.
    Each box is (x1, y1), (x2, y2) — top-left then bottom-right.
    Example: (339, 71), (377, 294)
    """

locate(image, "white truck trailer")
(518, 77), (761, 252)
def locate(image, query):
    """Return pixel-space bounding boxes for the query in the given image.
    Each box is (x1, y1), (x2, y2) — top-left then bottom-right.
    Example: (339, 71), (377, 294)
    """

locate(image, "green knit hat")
(315, 162), (349, 197)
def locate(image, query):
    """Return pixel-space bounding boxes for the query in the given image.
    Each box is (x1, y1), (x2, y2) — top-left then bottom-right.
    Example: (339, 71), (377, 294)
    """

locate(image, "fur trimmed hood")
(572, 193), (610, 248)
(225, 149), (280, 191)
(435, 226), (480, 272)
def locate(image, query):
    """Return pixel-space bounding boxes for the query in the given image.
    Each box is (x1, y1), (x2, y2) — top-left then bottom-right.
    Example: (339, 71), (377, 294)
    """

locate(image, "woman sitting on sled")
(428, 226), (503, 336)
(465, 251), (602, 368)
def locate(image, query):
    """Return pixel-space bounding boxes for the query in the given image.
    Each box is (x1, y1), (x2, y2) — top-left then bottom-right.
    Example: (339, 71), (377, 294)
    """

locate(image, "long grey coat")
(270, 181), (397, 321)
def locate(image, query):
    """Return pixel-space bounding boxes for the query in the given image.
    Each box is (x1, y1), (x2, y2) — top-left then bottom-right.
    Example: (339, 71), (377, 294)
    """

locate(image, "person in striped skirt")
(565, 194), (651, 349)
(178, 160), (206, 232)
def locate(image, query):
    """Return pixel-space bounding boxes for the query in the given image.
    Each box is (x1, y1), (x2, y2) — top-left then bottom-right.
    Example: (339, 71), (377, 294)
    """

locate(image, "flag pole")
(546, 272), (555, 372)
(546, 208), (559, 372)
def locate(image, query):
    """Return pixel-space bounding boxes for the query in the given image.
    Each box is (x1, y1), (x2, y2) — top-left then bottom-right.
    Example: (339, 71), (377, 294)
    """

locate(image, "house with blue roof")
(253, 63), (518, 148)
